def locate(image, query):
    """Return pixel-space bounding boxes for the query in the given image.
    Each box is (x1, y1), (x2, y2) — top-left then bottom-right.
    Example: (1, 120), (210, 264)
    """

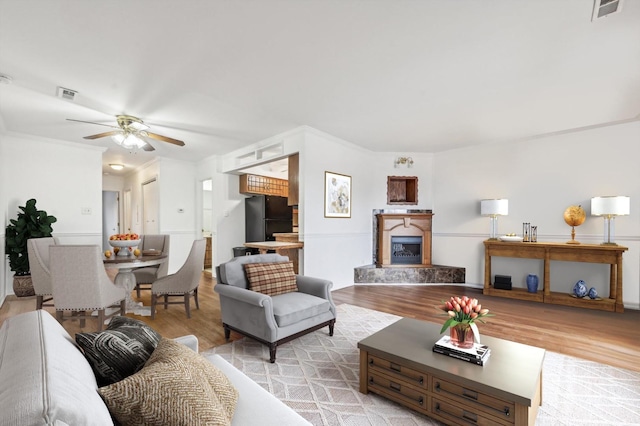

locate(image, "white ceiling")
(1, 1), (639, 176)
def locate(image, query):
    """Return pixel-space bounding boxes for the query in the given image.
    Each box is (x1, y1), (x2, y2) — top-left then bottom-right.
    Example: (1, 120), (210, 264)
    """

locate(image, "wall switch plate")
(81, 207), (92, 215)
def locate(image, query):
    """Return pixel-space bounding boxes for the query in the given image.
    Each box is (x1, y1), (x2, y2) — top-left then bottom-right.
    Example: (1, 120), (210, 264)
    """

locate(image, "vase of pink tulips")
(437, 296), (492, 349)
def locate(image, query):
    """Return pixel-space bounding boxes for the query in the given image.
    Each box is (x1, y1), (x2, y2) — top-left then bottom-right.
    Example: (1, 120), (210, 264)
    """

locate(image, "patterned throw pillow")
(76, 316), (161, 386)
(99, 338), (239, 425)
(244, 261), (297, 296)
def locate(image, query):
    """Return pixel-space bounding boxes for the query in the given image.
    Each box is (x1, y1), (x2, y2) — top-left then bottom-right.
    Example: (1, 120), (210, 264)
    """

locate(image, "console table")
(483, 240), (627, 312)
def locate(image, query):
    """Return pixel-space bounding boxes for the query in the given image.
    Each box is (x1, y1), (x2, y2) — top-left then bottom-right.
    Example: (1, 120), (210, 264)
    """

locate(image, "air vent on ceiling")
(56, 86), (77, 101)
(592, 0), (624, 21)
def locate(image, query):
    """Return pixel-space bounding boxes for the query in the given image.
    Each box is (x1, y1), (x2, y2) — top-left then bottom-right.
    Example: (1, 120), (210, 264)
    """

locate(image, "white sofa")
(0, 310), (310, 425)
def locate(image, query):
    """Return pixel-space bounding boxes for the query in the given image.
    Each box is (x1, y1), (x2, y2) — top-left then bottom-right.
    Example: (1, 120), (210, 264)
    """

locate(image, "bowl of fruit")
(108, 233), (141, 256)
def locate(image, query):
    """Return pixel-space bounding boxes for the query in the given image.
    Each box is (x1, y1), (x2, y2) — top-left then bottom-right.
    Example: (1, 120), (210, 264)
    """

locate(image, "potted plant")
(5, 199), (57, 297)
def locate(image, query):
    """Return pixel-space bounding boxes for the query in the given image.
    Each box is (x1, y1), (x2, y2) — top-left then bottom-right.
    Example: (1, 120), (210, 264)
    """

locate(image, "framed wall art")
(324, 171), (351, 218)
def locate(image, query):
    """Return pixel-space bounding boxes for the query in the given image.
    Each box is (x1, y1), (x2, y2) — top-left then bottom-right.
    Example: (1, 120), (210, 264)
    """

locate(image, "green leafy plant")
(5, 199), (57, 275)
(436, 295), (493, 334)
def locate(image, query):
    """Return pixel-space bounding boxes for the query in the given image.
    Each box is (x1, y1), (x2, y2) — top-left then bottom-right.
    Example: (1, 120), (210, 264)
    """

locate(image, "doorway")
(102, 191), (119, 251)
(142, 178), (159, 234)
(202, 179), (213, 277)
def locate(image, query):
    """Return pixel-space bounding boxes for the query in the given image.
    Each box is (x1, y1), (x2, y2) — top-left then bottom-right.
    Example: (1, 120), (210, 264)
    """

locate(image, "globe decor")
(564, 205), (586, 244)
(436, 296), (493, 349)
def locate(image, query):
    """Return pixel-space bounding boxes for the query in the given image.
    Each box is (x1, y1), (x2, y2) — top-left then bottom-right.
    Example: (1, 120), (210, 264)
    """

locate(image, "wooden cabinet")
(239, 174), (288, 197)
(387, 176), (418, 205)
(287, 153), (299, 206)
(483, 240), (628, 312)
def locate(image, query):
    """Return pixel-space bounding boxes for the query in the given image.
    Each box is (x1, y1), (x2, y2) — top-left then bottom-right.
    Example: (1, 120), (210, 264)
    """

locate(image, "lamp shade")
(591, 196), (630, 216)
(481, 199), (508, 216)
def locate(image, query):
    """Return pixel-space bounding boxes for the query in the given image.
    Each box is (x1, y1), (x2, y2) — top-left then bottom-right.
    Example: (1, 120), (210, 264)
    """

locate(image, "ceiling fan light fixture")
(112, 132), (146, 149)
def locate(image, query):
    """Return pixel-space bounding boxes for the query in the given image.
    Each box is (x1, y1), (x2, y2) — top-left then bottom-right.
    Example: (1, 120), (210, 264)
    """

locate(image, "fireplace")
(377, 212), (433, 266)
(391, 236), (422, 264)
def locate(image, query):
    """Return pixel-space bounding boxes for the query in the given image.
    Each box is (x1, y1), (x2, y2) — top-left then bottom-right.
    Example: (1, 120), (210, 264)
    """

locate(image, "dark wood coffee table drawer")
(368, 354), (426, 389)
(368, 372), (427, 412)
(431, 396), (513, 426)
(432, 376), (514, 423)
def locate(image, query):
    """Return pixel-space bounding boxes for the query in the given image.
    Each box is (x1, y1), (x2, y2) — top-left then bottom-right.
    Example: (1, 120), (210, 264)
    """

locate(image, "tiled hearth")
(354, 264), (465, 284)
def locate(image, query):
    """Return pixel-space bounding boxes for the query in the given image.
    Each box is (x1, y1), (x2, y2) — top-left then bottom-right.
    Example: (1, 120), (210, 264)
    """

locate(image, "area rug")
(203, 304), (640, 425)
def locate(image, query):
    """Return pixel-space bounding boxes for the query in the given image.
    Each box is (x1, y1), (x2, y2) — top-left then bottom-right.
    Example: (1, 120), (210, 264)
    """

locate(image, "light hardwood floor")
(1, 276), (639, 372)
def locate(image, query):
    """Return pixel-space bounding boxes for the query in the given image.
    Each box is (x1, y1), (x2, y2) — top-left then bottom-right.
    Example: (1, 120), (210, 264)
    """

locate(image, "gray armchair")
(215, 254), (336, 363)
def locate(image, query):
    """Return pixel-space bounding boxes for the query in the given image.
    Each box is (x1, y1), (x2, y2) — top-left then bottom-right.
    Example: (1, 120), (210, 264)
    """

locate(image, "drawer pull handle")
(418, 376), (424, 385)
(462, 410), (478, 423)
(389, 382), (401, 392)
(504, 407), (510, 417)
(435, 382), (440, 391)
(435, 402), (441, 412)
(418, 396), (424, 406)
(369, 377), (374, 384)
(390, 362), (401, 372)
(463, 388), (478, 400)
(369, 358), (374, 365)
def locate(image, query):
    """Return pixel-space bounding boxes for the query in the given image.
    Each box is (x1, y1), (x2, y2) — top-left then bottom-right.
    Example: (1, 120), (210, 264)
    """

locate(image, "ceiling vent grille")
(592, 0), (624, 21)
(56, 86), (77, 101)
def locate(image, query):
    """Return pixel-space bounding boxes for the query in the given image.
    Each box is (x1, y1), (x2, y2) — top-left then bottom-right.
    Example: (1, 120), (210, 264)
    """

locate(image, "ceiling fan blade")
(83, 130), (121, 140)
(67, 118), (119, 129)
(142, 141), (155, 151)
(146, 132), (185, 146)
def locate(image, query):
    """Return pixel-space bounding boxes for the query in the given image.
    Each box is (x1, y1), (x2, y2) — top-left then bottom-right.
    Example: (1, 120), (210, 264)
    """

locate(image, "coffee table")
(358, 318), (545, 425)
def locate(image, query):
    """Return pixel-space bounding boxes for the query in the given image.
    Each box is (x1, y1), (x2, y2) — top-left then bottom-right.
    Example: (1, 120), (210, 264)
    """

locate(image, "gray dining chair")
(27, 237), (59, 310)
(50, 245), (126, 331)
(133, 234), (170, 298)
(150, 239), (205, 319)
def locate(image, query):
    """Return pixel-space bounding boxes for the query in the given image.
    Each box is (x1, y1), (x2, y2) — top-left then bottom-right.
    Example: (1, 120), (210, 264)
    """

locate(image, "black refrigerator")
(245, 195), (293, 242)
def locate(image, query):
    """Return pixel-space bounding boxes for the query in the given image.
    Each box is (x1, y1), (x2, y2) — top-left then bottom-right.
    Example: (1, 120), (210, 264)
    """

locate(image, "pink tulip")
(448, 311), (456, 317)
(474, 304), (481, 312)
(446, 301), (453, 310)
(480, 309), (489, 315)
(463, 305), (470, 314)
(470, 312), (478, 319)
(455, 303), (461, 312)
(460, 299), (466, 307)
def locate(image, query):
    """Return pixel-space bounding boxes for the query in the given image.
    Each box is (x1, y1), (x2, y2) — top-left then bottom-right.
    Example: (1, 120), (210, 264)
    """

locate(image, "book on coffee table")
(433, 335), (491, 365)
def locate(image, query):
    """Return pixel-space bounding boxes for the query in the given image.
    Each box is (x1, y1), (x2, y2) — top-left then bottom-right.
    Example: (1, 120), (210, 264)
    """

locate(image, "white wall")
(299, 129), (435, 289)
(433, 121), (640, 308)
(123, 158), (199, 273)
(1, 132), (105, 302)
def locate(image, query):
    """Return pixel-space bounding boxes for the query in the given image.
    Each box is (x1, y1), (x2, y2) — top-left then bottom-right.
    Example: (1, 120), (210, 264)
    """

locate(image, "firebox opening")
(391, 236), (422, 265)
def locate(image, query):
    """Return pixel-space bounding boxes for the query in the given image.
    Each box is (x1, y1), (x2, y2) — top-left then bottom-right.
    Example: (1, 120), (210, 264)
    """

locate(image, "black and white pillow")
(76, 316), (161, 386)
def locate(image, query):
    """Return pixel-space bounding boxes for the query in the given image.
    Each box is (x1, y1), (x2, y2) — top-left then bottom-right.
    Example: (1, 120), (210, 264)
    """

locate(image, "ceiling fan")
(67, 115), (185, 151)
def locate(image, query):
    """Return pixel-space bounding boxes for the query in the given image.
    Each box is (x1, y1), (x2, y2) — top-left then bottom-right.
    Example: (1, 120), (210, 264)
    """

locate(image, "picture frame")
(324, 171), (351, 218)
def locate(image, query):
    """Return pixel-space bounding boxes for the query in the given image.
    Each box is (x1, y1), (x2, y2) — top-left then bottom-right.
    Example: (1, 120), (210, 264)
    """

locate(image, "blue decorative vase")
(573, 280), (588, 298)
(588, 287), (599, 299)
(526, 274), (539, 293)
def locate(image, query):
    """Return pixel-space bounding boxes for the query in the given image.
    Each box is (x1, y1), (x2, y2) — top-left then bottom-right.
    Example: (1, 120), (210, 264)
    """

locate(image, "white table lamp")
(481, 199), (508, 240)
(591, 196), (630, 245)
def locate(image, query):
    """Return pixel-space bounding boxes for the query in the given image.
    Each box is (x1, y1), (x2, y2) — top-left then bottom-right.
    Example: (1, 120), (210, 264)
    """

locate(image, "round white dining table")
(103, 253), (167, 316)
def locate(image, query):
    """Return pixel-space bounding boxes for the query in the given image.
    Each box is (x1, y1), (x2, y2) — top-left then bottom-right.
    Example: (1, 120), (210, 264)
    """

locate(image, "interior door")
(142, 179), (159, 234)
(102, 191), (119, 250)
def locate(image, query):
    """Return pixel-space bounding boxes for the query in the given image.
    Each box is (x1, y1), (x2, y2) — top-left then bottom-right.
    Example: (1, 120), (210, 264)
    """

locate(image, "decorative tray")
(499, 235), (524, 242)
